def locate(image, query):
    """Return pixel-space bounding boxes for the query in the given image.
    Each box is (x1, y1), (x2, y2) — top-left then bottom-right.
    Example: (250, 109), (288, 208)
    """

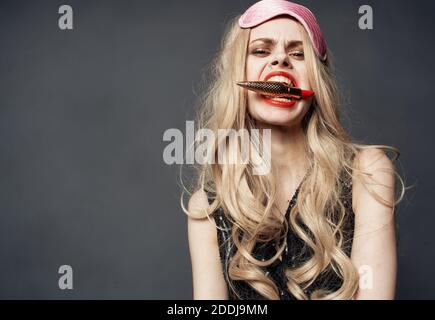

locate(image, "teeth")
(264, 95), (292, 102)
(266, 76), (294, 86)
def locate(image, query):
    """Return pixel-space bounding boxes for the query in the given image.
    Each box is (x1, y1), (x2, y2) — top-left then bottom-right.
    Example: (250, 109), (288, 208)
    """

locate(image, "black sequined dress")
(209, 171), (355, 300)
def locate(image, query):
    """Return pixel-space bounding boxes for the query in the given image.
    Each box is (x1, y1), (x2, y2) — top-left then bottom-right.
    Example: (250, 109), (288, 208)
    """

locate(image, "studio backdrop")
(0, 0), (432, 299)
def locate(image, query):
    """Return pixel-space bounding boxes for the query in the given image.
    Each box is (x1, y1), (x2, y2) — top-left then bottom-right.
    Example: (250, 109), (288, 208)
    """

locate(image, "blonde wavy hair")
(181, 15), (406, 300)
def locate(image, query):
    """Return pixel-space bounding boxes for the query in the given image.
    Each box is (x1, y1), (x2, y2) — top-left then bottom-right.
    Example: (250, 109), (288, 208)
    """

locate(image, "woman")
(182, 0), (405, 300)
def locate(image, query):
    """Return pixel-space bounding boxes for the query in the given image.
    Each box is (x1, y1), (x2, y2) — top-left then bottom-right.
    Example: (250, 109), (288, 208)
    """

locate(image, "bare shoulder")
(349, 148), (398, 299)
(187, 189), (218, 243)
(187, 189), (228, 299)
(352, 148), (396, 221)
(188, 189), (210, 214)
(354, 147), (394, 172)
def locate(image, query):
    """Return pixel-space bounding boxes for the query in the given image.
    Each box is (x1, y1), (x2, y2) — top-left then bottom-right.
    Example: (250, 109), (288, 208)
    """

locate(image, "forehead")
(249, 16), (303, 42)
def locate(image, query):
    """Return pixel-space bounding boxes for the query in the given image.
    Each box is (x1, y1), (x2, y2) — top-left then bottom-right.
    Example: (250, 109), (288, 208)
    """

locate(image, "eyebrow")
(249, 38), (303, 48)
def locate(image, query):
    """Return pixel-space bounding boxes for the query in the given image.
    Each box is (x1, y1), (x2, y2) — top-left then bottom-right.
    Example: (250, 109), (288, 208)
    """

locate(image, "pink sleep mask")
(238, 0), (328, 62)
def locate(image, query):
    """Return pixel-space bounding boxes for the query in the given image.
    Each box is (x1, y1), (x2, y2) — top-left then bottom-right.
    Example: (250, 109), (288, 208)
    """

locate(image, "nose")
(269, 49), (292, 68)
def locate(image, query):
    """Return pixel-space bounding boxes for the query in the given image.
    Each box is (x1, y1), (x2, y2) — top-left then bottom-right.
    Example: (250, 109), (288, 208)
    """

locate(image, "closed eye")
(250, 49), (304, 58)
(251, 49), (268, 55)
(290, 51), (305, 59)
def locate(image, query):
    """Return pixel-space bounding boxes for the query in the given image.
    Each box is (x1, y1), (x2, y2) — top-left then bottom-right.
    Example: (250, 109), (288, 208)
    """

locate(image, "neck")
(256, 121), (310, 187)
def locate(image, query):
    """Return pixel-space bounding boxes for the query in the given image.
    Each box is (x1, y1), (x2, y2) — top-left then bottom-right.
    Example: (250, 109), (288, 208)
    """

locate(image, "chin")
(248, 102), (309, 127)
(250, 110), (297, 126)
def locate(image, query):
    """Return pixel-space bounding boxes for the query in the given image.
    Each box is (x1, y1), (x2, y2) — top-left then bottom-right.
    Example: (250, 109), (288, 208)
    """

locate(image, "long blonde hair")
(181, 15), (406, 300)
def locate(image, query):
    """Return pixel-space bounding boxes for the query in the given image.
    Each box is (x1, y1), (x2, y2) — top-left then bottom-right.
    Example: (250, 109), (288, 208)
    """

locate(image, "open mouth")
(261, 75), (297, 103)
(262, 95), (293, 102)
(262, 80), (295, 103)
(261, 92), (296, 107)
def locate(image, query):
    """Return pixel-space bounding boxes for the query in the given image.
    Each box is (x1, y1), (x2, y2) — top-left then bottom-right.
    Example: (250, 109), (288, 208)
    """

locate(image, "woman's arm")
(187, 190), (229, 299)
(351, 148), (398, 299)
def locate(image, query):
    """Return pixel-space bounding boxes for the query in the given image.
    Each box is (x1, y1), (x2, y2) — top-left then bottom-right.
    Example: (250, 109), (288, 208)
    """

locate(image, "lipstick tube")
(236, 81), (314, 100)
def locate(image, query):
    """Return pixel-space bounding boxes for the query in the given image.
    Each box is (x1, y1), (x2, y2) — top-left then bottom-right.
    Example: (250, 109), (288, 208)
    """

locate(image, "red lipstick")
(237, 71), (314, 108)
(237, 81), (315, 101)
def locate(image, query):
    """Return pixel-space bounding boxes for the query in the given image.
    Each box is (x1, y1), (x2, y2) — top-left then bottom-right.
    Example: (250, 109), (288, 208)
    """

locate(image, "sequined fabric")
(210, 171), (355, 300)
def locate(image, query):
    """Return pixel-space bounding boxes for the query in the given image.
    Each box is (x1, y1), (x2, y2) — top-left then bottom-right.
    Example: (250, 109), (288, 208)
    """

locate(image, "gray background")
(0, 0), (432, 299)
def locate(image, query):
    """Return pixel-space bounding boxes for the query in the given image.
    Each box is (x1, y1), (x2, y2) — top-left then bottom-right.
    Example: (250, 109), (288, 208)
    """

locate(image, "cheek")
(246, 91), (257, 113)
(245, 61), (262, 108)
(246, 59), (260, 81)
(299, 66), (311, 89)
